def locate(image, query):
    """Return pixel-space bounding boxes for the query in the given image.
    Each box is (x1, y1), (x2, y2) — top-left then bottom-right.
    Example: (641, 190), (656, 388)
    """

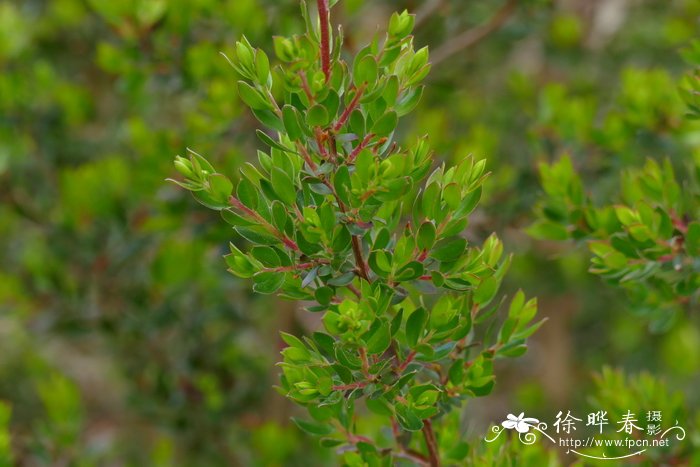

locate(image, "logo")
(485, 410), (686, 461)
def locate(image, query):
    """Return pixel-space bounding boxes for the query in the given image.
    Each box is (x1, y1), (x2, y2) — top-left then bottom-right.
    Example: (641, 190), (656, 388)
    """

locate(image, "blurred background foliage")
(1, 0), (699, 465)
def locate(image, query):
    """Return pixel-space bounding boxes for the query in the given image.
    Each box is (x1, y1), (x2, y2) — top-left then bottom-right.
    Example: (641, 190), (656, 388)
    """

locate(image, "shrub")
(172, 1), (542, 464)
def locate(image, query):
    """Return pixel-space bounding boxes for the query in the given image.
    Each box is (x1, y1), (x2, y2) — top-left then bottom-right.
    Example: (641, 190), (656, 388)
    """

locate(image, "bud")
(174, 156), (194, 179)
(311, 70), (325, 92)
(273, 36), (295, 62)
(235, 39), (254, 73)
(388, 10), (414, 39)
(294, 382), (318, 396)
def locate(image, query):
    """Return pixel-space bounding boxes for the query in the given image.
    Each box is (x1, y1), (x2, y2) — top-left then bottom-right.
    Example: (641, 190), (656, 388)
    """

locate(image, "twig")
(333, 83), (367, 132)
(346, 283), (362, 298)
(296, 142), (319, 172)
(397, 350), (417, 373)
(317, 0), (331, 82)
(422, 419), (441, 467)
(299, 70), (315, 104)
(351, 235), (370, 281)
(347, 133), (374, 163)
(332, 381), (368, 391)
(431, 0), (518, 66)
(230, 196), (299, 251)
(267, 261), (328, 273)
(358, 347), (370, 378)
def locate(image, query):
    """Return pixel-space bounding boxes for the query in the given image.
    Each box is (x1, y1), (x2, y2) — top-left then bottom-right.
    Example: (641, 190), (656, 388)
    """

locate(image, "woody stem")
(317, 0), (331, 82)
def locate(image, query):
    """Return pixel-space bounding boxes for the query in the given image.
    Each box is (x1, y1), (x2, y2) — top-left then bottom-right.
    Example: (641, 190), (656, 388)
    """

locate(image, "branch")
(347, 133), (374, 163)
(422, 419), (441, 467)
(431, 0), (518, 66)
(230, 196), (299, 251)
(317, 0), (331, 82)
(267, 261), (328, 273)
(333, 83), (367, 132)
(351, 235), (370, 281)
(397, 350), (417, 373)
(332, 381), (368, 391)
(331, 187), (371, 282)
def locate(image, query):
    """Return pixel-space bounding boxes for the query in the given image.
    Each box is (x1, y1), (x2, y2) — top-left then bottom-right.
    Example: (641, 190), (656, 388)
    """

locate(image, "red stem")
(351, 236), (370, 281)
(397, 350), (417, 373)
(298, 70), (315, 104)
(230, 196), (299, 251)
(295, 142), (319, 172)
(359, 347), (370, 377)
(347, 133), (375, 162)
(268, 261), (327, 273)
(317, 0), (331, 82)
(333, 83), (367, 132)
(332, 381), (367, 391)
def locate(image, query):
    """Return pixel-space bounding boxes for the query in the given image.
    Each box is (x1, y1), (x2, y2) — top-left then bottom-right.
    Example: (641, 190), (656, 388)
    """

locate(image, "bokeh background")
(2, 0), (699, 465)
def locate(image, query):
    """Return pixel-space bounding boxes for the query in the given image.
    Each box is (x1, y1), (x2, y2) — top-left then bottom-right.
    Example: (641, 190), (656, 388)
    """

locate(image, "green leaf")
(282, 105), (303, 141)
(508, 290), (525, 318)
(474, 276), (499, 306)
(207, 173), (233, 205)
(253, 271), (284, 294)
(256, 132), (286, 155)
(251, 246), (281, 267)
(497, 344), (528, 358)
(395, 261), (424, 281)
(431, 236), (467, 262)
(292, 418), (334, 436)
(271, 167), (297, 205)
(416, 221), (436, 250)
(442, 183), (460, 210)
(394, 404), (423, 432)
(353, 55), (378, 87)
(306, 104), (330, 127)
(236, 177), (258, 209)
(271, 200), (289, 230)
(251, 108), (283, 131)
(365, 397), (393, 417)
(448, 359), (465, 385)
(225, 246), (256, 278)
(371, 111), (398, 137)
(365, 320), (391, 355)
(334, 165), (352, 206)
(237, 81), (269, 110)
(315, 286), (334, 306)
(526, 220), (569, 241)
(405, 307), (427, 347)
(369, 250), (392, 278)
(396, 86), (424, 116)
(328, 271), (355, 286)
(236, 227), (279, 245)
(390, 309), (404, 336)
(615, 205), (639, 226)
(319, 438), (344, 448)
(255, 49), (270, 84)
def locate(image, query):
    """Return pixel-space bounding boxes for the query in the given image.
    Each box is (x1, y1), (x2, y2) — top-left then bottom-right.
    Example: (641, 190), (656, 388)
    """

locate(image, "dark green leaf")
(405, 307), (427, 347)
(371, 111), (398, 137)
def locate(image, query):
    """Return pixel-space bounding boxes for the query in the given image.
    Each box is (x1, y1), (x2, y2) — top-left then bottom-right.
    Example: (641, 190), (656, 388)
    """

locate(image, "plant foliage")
(172, 1), (542, 464)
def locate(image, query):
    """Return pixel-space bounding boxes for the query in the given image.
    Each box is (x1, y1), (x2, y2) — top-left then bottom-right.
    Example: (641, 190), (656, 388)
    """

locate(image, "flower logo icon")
(502, 412), (540, 433)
